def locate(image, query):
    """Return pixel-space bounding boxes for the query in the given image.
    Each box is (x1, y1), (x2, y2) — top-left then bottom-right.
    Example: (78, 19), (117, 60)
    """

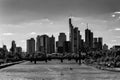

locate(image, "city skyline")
(0, 0), (120, 51)
(0, 17), (115, 51)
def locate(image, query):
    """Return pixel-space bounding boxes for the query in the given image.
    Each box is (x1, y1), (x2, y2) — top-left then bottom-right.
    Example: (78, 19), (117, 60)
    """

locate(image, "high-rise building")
(78, 32), (82, 49)
(69, 18), (74, 53)
(85, 27), (93, 49)
(74, 27), (81, 53)
(90, 32), (93, 48)
(56, 41), (60, 52)
(93, 38), (98, 50)
(93, 37), (103, 50)
(10, 40), (17, 54)
(56, 33), (66, 53)
(36, 35), (41, 52)
(27, 38), (35, 54)
(63, 41), (71, 53)
(16, 47), (22, 53)
(80, 39), (84, 48)
(69, 18), (82, 53)
(3, 45), (8, 52)
(58, 33), (66, 47)
(36, 35), (50, 54)
(49, 35), (55, 54)
(98, 37), (103, 50)
(2, 45), (8, 58)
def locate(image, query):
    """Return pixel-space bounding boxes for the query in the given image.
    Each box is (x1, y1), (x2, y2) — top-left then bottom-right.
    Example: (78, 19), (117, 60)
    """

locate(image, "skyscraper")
(3, 45), (8, 52)
(36, 35), (50, 54)
(90, 32), (93, 48)
(69, 18), (82, 53)
(80, 39), (84, 49)
(69, 18), (74, 53)
(10, 40), (16, 54)
(27, 38), (35, 54)
(85, 26), (93, 49)
(74, 27), (81, 53)
(36, 35), (41, 52)
(49, 35), (55, 54)
(56, 33), (66, 53)
(93, 38), (98, 50)
(58, 33), (66, 47)
(79, 34), (83, 49)
(16, 47), (22, 53)
(3, 45), (8, 59)
(63, 41), (71, 53)
(93, 37), (103, 50)
(98, 37), (103, 50)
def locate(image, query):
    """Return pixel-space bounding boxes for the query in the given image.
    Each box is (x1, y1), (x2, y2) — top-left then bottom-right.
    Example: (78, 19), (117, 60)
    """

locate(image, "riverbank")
(0, 60), (25, 69)
(87, 63), (120, 72)
(101, 67), (120, 72)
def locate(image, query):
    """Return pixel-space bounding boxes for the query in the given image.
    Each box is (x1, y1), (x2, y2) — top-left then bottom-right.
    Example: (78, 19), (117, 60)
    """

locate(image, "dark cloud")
(0, 0), (120, 24)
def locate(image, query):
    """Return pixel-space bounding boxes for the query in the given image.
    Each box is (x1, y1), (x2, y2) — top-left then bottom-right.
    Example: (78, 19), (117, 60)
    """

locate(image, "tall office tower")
(10, 40), (17, 54)
(69, 18), (74, 53)
(58, 33), (66, 46)
(3, 45), (8, 58)
(63, 41), (71, 53)
(90, 32), (93, 48)
(93, 37), (98, 50)
(36, 35), (41, 52)
(57, 33), (66, 53)
(16, 47), (22, 53)
(3, 45), (8, 52)
(69, 18), (82, 53)
(98, 37), (103, 50)
(85, 26), (93, 49)
(74, 27), (80, 53)
(79, 34), (83, 49)
(85, 28), (89, 48)
(49, 35), (55, 54)
(81, 39), (84, 49)
(27, 38), (35, 54)
(56, 41), (59, 52)
(39, 35), (50, 54)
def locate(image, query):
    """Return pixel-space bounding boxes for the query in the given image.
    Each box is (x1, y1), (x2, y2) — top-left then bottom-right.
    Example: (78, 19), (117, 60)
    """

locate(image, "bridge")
(27, 56), (82, 64)
(25, 53), (82, 64)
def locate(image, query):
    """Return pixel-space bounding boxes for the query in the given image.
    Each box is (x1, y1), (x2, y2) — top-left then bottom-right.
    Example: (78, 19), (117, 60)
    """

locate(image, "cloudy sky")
(0, 0), (120, 51)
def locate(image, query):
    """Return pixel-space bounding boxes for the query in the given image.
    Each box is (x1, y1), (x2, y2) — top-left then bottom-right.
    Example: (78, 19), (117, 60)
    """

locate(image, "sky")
(0, 0), (120, 51)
